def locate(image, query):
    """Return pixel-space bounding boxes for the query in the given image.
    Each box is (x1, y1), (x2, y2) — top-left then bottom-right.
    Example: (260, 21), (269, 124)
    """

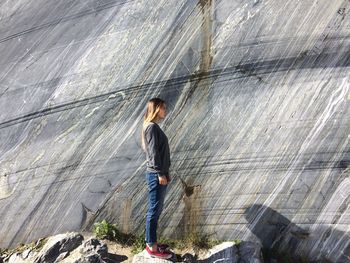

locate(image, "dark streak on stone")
(236, 65), (264, 83)
(178, 175), (201, 198)
(199, 0), (213, 73)
(337, 160), (350, 169)
(80, 203), (96, 229)
(338, 7), (345, 16)
(331, 194), (350, 225)
(122, 198), (132, 233)
(0, 1), (132, 45)
(170, 0), (213, 121)
(81, 184), (124, 232)
(183, 185), (202, 235)
(1, 48), (350, 130)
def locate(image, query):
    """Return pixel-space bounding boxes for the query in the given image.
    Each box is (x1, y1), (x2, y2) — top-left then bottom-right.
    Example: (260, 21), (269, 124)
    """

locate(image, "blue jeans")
(145, 171), (167, 246)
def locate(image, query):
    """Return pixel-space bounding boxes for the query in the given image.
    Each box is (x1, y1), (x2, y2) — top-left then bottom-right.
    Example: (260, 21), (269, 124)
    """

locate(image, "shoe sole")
(145, 248), (172, 259)
(149, 254), (172, 259)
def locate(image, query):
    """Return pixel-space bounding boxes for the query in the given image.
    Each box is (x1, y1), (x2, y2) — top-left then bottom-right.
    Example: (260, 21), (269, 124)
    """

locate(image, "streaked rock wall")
(0, 0), (349, 261)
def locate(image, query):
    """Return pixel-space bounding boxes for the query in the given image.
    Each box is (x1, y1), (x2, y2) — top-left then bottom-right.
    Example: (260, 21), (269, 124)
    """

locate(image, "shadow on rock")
(103, 252), (128, 262)
(244, 204), (350, 262)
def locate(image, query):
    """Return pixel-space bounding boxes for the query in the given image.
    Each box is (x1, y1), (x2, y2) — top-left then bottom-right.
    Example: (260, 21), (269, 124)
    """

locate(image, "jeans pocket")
(146, 172), (159, 191)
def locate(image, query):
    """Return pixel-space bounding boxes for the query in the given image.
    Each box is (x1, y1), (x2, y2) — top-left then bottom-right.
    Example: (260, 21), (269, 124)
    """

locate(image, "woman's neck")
(153, 117), (161, 124)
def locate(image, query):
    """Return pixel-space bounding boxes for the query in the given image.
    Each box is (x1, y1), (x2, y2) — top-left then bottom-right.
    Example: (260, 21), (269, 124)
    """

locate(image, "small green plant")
(232, 239), (241, 245)
(132, 230), (224, 253)
(93, 220), (120, 240)
(93, 220), (136, 246)
(159, 232), (221, 250)
(131, 233), (146, 254)
(186, 232), (220, 249)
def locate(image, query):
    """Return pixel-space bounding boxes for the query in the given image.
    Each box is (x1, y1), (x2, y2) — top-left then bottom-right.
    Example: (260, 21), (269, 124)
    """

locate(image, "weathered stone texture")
(0, 0), (349, 261)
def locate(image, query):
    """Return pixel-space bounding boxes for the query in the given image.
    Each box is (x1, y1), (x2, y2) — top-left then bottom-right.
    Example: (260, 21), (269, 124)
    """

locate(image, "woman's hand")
(158, 175), (168, 185)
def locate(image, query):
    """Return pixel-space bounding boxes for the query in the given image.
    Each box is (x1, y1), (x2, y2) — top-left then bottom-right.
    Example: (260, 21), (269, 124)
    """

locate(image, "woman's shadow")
(244, 204), (350, 263)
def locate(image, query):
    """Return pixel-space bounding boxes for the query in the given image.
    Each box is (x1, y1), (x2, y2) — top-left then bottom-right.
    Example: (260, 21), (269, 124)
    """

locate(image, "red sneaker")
(146, 245), (172, 259)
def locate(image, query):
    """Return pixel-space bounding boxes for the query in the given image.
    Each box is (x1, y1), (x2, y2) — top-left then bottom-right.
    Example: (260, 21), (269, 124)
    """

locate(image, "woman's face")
(157, 103), (167, 119)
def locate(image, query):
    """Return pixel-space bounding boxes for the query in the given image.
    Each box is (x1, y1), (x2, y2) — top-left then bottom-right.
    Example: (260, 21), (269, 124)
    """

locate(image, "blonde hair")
(141, 98), (166, 152)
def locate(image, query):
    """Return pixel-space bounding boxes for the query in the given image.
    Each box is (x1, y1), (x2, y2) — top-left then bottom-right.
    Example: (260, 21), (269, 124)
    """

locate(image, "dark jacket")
(143, 122), (171, 176)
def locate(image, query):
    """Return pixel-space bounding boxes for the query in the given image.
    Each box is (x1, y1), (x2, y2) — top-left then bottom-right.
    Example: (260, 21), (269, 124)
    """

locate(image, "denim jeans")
(145, 171), (167, 246)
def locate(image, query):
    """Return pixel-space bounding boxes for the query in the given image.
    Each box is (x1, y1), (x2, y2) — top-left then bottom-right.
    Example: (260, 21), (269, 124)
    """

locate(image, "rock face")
(0, 0), (349, 262)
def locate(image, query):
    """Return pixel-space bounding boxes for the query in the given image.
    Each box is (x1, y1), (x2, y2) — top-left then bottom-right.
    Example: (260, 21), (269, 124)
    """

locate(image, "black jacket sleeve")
(145, 124), (163, 173)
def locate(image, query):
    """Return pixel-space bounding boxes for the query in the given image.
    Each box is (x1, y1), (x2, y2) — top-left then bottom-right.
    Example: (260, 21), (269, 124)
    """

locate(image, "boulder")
(79, 239), (108, 259)
(238, 241), (264, 263)
(33, 232), (83, 263)
(202, 242), (239, 263)
(2, 233), (111, 263)
(5, 252), (26, 263)
(72, 253), (106, 263)
(3, 249), (39, 263)
(60, 237), (108, 263)
(181, 253), (196, 263)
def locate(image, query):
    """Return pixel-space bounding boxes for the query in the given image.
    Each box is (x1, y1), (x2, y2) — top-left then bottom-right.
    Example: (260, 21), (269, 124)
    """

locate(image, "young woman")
(141, 97), (172, 259)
